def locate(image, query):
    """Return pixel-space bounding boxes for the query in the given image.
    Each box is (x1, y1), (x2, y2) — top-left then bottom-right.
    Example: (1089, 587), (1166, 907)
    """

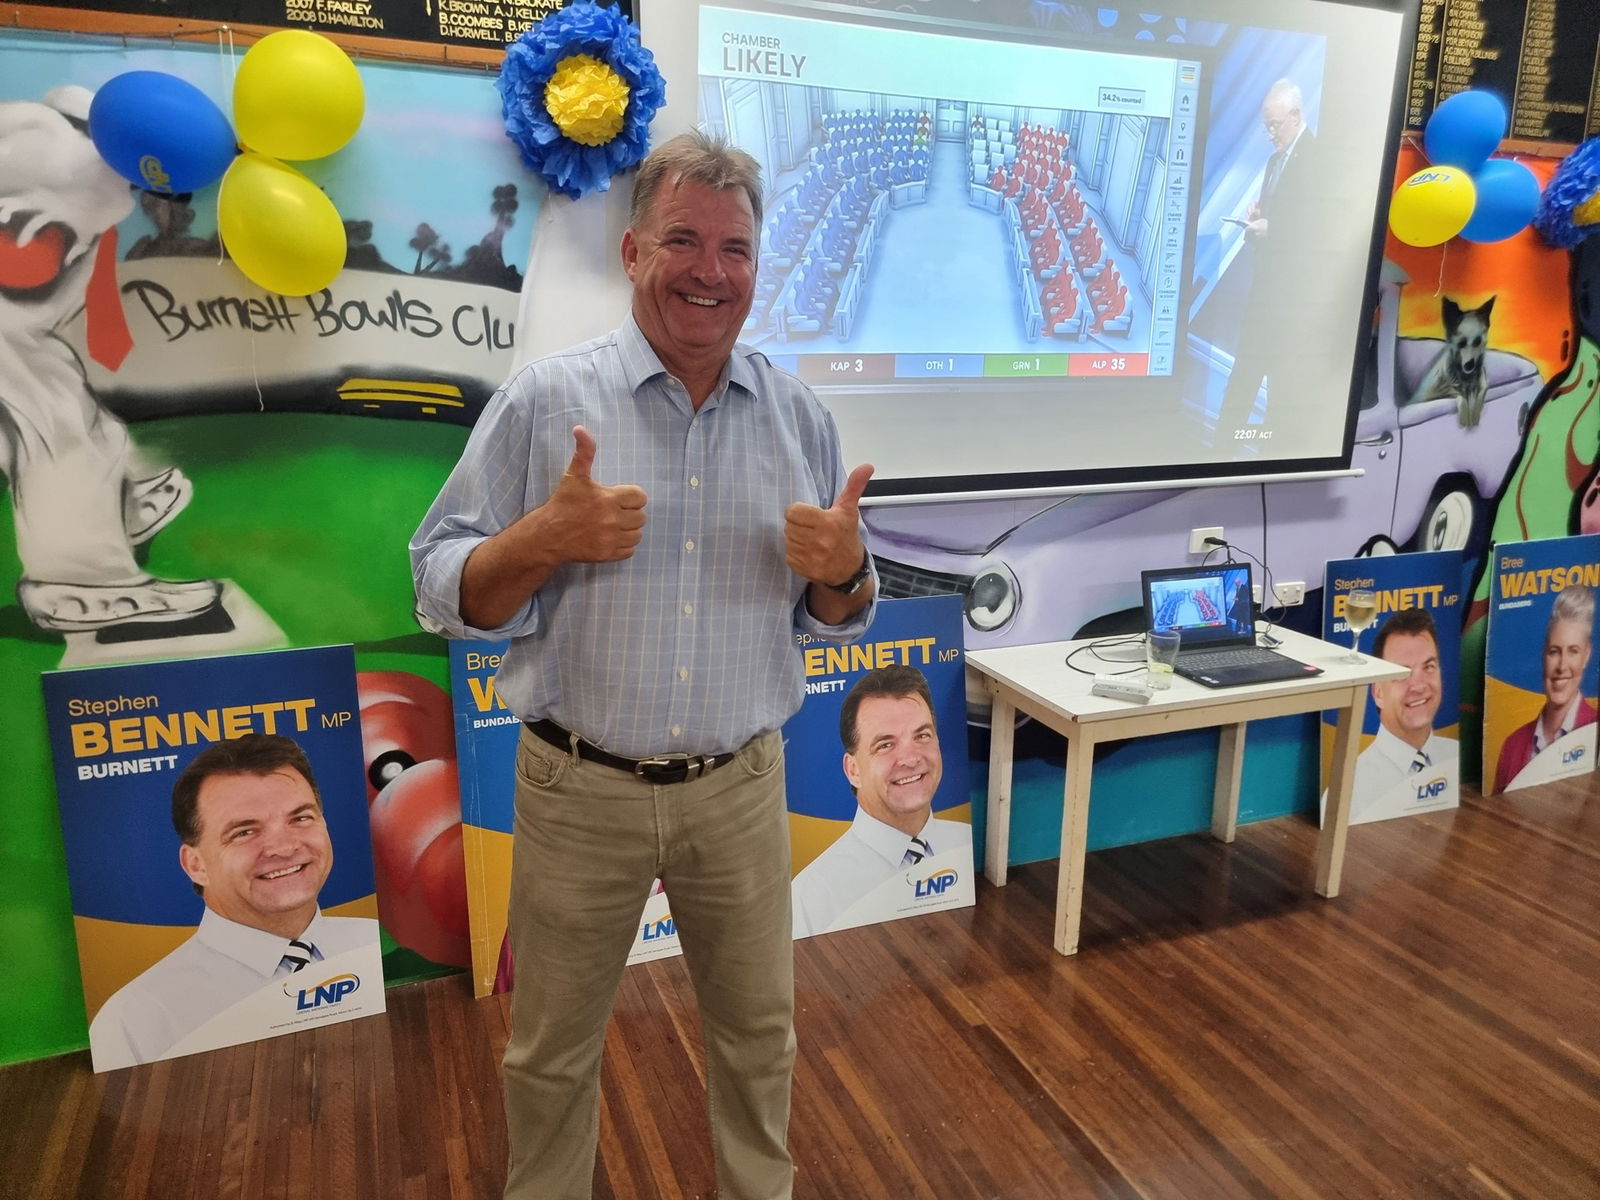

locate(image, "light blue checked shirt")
(411, 316), (876, 758)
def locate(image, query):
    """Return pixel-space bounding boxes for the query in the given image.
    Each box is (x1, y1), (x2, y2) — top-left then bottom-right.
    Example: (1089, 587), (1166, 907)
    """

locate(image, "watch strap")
(826, 550), (872, 595)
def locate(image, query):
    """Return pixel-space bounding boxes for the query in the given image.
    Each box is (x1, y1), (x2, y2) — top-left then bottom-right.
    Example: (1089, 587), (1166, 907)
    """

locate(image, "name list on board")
(1407, 0), (1600, 144)
(21, 0), (633, 52)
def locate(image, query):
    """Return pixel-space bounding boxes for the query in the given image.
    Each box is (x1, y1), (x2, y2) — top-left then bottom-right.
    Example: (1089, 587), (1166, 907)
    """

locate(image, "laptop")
(1140, 562), (1323, 687)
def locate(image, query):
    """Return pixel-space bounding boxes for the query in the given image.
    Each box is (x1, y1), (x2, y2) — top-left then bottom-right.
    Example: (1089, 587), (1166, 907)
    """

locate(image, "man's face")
(1262, 94), (1301, 151)
(179, 768), (333, 935)
(1543, 617), (1592, 712)
(1371, 630), (1442, 749)
(621, 178), (757, 376)
(843, 693), (943, 836)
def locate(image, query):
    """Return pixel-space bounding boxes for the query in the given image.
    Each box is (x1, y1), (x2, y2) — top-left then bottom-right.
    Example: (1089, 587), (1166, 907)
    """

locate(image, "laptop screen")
(1142, 563), (1255, 650)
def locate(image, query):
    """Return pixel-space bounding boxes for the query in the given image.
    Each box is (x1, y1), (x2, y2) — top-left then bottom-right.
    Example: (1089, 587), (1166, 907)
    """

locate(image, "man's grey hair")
(1266, 78), (1304, 117)
(629, 129), (765, 231)
(1548, 583), (1595, 642)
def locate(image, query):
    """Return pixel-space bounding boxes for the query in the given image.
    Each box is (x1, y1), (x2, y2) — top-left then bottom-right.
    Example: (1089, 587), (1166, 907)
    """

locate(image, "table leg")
(1054, 733), (1095, 956)
(984, 694), (1016, 887)
(1211, 721), (1246, 842)
(1317, 687), (1363, 897)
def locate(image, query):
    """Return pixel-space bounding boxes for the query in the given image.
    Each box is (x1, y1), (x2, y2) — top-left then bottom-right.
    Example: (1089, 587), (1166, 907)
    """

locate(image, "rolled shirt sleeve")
(410, 385), (543, 642)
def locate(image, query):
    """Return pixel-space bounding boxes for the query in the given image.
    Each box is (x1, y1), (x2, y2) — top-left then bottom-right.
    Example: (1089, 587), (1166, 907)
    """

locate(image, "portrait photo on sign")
(784, 595), (974, 939)
(41, 646), (384, 1072)
(1321, 552), (1462, 827)
(1484, 536), (1600, 796)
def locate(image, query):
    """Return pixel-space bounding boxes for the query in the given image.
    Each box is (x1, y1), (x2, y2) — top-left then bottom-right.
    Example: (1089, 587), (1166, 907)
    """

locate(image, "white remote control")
(1090, 674), (1153, 703)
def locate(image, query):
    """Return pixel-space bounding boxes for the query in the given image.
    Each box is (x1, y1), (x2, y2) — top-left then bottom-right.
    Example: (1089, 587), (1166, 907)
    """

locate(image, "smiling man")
(791, 665), (971, 937)
(1493, 584), (1597, 794)
(412, 130), (877, 1200)
(88, 734), (377, 1070)
(1342, 606), (1458, 825)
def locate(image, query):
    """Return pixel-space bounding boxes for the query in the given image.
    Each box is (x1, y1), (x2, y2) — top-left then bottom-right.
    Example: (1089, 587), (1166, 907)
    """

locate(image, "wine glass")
(1343, 588), (1377, 663)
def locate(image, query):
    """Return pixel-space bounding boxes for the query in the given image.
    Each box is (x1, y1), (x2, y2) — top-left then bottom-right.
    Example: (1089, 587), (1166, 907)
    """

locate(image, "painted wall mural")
(1, 28), (530, 1063)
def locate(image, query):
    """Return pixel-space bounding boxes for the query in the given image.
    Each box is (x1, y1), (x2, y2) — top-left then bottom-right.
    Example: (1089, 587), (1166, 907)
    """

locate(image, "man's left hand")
(784, 464), (874, 585)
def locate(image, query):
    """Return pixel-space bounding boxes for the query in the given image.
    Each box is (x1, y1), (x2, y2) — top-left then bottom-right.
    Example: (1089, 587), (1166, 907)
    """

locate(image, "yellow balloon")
(218, 152), (346, 296)
(1388, 166), (1477, 247)
(234, 30), (364, 160)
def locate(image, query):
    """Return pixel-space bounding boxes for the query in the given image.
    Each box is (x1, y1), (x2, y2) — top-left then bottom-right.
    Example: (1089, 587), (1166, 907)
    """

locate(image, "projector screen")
(642, 0), (1418, 499)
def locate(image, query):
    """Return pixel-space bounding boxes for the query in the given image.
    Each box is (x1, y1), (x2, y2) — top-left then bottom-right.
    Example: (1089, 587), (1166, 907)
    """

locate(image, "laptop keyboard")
(1179, 647), (1282, 670)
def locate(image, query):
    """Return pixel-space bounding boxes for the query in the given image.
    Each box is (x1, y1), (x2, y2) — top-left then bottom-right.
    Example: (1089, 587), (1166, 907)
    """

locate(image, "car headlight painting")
(965, 562), (1018, 632)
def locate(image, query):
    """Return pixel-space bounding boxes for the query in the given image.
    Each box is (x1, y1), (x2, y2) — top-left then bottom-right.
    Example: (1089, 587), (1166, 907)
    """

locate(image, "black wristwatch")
(826, 550), (873, 595)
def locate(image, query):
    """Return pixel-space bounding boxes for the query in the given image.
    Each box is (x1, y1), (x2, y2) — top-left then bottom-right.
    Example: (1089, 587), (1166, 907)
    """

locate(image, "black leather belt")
(524, 718), (737, 785)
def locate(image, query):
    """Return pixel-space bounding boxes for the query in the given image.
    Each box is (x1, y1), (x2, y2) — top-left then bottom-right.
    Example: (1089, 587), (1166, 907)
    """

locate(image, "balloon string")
(1434, 242), (1448, 297)
(215, 25), (231, 271)
(248, 321), (265, 413)
(214, 188), (225, 270)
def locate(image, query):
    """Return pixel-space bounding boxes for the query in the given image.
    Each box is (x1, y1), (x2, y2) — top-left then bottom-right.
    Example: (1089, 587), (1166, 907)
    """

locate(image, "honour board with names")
(1406, 0), (1599, 148)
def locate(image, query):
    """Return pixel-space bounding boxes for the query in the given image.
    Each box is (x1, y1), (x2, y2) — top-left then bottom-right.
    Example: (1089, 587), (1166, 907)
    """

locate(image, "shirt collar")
(194, 906), (325, 979)
(1372, 722), (1431, 771)
(615, 313), (758, 403)
(1533, 697), (1583, 752)
(849, 804), (934, 868)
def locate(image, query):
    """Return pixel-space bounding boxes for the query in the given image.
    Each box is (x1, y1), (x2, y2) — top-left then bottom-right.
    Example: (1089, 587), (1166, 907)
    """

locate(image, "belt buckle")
(635, 754), (708, 783)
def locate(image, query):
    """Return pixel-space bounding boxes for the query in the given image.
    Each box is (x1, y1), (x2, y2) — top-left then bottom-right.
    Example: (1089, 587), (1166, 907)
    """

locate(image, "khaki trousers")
(502, 726), (795, 1200)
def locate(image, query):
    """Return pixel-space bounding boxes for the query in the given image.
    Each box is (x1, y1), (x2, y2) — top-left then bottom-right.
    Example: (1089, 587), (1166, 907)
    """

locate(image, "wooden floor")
(4, 776), (1597, 1200)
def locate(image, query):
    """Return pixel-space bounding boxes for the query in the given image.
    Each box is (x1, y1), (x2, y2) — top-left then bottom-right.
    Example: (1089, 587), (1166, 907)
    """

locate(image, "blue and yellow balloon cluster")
(86, 32), (364, 296)
(1389, 90), (1539, 247)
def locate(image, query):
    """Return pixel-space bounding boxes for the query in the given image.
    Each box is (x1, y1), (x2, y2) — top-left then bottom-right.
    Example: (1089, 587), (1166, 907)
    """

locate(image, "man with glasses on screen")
(1216, 77), (1318, 445)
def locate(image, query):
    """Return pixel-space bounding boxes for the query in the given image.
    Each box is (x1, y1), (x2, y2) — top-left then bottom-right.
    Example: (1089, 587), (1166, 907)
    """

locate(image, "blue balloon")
(1423, 90), (1507, 172)
(1461, 158), (1541, 243)
(88, 71), (237, 195)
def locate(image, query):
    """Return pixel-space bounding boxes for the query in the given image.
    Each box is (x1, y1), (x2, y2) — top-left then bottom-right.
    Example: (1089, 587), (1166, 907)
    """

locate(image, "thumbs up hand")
(545, 426), (648, 562)
(784, 463), (874, 586)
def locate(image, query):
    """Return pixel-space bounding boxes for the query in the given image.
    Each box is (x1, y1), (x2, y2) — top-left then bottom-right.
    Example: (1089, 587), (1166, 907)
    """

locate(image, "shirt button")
(684, 539), (695, 552)
(678, 668), (689, 680)
(671, 725), (683, 737)
(682, 604), (693, 615)
(690, 476), (700, 488)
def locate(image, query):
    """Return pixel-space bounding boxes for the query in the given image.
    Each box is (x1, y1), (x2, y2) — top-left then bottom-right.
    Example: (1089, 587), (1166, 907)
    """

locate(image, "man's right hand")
(543, 426), (648, 562)
(457, 426), (646, 629)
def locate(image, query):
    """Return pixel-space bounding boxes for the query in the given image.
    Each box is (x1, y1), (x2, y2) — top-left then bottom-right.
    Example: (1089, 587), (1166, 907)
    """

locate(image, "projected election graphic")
(1484, 536), (1600, 796)
(701, 3), (1193, 377)
(666, 0), (1415, 494)
(42, 646), (384, 1072)
(1320, 553), (1462, 827)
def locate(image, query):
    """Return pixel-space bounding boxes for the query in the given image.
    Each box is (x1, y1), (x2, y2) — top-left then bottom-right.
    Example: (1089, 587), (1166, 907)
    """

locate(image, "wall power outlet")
(1272, 581), (1307, 607)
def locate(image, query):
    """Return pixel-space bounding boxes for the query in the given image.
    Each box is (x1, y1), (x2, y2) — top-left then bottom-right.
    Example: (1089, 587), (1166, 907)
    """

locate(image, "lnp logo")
(641, 911), (676, 942)
(1562, 746), (1587, 765)
(1414, 776), (1448, 800)
(286, 972), (361, 1011)
(138, 155), (173, 193)
(913, 869), (959, 899)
